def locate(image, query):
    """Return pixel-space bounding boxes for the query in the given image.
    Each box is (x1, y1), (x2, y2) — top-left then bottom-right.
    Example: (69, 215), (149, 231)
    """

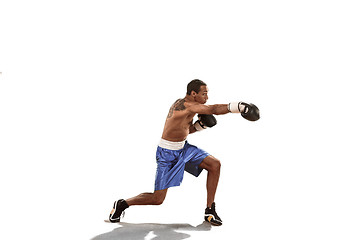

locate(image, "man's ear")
(191, 90), (197, 97)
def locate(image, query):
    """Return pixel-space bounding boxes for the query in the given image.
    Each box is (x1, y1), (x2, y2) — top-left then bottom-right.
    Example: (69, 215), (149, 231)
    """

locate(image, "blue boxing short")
(154, 138), (210, 191)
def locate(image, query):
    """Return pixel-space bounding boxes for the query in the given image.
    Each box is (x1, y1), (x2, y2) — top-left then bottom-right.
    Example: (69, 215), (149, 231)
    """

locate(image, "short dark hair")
(186, 79), (207, 95)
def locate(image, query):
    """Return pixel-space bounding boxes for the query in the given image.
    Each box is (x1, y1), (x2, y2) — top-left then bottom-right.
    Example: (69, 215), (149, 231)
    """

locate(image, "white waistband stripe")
(158, 138), (186, 150)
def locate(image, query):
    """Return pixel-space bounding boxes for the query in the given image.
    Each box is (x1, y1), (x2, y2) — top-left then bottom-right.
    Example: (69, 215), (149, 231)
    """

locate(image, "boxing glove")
(228, 102), (260, 121)
(194, 114), (217, 131)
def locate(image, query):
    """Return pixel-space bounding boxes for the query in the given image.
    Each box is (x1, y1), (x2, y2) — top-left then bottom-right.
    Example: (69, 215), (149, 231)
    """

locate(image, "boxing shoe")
(204, 202), (222, 226)
(109, 199), (129, 223)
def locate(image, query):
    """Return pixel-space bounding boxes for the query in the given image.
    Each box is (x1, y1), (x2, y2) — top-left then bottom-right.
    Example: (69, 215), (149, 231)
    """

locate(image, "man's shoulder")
(184, 100), (202, 107)
(173, 98), (186, 111)
(171, 98), (203, 111)
(184, 101), (203, 111)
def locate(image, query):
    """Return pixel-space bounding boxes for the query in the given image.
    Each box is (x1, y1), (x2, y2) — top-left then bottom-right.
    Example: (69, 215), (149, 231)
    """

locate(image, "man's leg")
(198, 155), (221, 208)
(199, 155), (222, 226)
(126, 189), (168, 206)
(109, 189), (168, 223)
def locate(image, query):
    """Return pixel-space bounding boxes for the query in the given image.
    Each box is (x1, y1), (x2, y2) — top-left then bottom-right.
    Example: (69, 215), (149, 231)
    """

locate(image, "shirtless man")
(109, 79), (259, 226)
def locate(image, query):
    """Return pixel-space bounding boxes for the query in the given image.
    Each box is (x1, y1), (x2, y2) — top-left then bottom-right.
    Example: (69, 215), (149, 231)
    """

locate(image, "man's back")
(162, 98), (197, 142)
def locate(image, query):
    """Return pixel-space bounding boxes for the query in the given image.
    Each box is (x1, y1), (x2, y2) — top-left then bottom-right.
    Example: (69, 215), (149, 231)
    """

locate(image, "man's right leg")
(109, 189), (168, 223)
(126, 189), (168, 206)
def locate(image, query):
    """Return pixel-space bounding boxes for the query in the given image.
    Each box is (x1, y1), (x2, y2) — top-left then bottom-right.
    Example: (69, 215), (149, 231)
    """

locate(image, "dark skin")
(125, 85), (230, 208)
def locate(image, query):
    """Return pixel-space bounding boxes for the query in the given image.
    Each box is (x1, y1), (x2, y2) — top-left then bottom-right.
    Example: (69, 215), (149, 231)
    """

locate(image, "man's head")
(186, 79), (208, 104)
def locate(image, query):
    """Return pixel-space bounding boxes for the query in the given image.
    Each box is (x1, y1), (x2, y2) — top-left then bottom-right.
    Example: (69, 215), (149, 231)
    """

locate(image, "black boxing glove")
(199, 114), (217, 127)
(194, 114), (217, 131)
(241, 103), (260, 121)
(228, 102), (260, 121)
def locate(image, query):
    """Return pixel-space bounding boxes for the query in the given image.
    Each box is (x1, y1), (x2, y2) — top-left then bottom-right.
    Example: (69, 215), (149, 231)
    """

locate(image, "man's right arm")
(188, 103), (229, 115)
(188, 102), (260, 121)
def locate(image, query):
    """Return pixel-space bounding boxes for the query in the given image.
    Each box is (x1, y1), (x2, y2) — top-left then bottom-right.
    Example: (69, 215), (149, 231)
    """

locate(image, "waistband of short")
(158, 138), (186, 150)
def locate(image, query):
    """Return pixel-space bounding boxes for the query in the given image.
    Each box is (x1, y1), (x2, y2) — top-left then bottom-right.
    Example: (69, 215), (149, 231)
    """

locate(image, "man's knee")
(153, 197), (165, 205)
(153, 190), (167, 205)
(200, 156), (221, 172)
(212, 158), (221, 172)
(207, 156), (221, 172)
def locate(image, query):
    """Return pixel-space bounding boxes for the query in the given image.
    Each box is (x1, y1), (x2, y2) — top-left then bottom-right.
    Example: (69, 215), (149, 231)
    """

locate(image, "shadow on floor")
(91, 221), (212, 240)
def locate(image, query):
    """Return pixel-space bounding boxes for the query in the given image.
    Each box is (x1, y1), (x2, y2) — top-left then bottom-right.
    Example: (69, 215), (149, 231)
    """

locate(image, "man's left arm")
(189, 124), (197, 134)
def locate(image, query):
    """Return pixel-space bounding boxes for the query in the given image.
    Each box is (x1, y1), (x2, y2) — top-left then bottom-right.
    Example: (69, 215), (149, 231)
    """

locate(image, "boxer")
(109, 79), (259, 226)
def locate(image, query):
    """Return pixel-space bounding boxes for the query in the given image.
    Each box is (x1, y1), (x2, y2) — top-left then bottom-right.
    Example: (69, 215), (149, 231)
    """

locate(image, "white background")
(1, 1), (359, 239)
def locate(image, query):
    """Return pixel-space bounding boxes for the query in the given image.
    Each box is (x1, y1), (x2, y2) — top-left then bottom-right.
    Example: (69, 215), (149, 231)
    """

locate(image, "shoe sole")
(205, 214), (222, 226)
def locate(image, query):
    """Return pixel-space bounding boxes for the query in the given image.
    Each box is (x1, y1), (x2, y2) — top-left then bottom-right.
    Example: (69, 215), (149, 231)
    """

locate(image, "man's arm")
(188, 103), (230, 115)
(189, 124), (197, 134)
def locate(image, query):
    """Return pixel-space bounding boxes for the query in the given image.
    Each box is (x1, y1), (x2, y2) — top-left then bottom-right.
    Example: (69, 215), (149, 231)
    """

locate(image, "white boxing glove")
(194, 120), (207, 131)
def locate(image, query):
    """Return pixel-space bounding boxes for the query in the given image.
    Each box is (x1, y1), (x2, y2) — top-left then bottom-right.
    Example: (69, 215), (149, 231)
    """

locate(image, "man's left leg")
(199, 155), (223, 226)
(199, 155), (221, 207)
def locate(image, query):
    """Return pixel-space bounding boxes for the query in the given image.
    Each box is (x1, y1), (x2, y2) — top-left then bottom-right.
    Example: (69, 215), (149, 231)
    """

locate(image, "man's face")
(194, 85), (209, 104)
